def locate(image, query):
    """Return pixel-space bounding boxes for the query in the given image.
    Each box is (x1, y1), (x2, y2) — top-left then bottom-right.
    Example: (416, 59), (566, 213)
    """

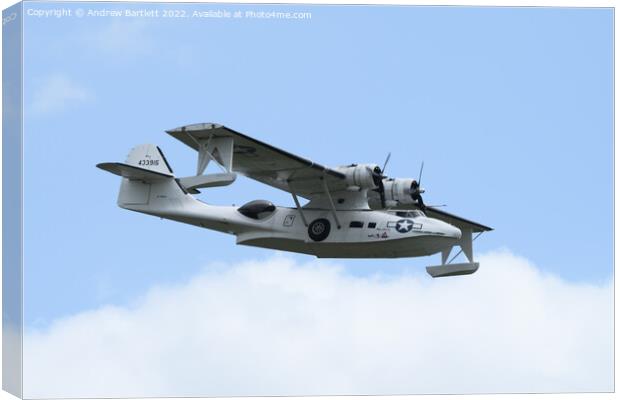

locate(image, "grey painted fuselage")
(122, 178), (461, 259)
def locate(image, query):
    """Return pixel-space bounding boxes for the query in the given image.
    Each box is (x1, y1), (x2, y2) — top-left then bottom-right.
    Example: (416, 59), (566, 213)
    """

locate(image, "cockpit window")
(395, 210), (425, 218)
(238, 200), (276, 220)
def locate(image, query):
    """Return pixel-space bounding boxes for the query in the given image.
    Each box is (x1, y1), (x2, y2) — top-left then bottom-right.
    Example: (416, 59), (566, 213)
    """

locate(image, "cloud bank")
(24, 250), (613, 398)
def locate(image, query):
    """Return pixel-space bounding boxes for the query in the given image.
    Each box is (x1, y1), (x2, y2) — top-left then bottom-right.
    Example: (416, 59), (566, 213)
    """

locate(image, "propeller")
(417, 161), (424, 185)
(410, 161), (426, 210)
(370, 164), (387, 208)
(368, 156), (428, 210)
(381, 152), (391, 175)
(367, 153), (391, 208)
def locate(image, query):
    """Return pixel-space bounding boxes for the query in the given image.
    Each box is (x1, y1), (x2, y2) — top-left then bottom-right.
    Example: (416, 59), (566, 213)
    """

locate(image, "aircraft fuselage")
(124, 189), (461, 259)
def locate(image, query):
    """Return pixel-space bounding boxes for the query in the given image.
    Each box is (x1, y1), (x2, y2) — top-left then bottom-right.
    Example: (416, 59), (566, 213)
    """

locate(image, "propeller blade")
(418, 161), (424, 186)
(368, 165), (384, 186)
(381, 152), (391, 174)
(372, 180), (387, 208)
(409, 162), (425, 211)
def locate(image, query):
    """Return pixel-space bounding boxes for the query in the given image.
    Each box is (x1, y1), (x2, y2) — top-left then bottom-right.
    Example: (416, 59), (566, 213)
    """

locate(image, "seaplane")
(97, 123), (492, 278)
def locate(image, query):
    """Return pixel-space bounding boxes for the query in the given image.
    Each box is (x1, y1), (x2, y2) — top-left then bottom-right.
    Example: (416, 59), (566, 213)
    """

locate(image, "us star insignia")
(395, 219), (414, 233)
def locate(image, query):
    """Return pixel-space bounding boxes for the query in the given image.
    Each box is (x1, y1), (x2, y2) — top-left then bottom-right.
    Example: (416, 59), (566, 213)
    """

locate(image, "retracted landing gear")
(426, 228), (483, 278)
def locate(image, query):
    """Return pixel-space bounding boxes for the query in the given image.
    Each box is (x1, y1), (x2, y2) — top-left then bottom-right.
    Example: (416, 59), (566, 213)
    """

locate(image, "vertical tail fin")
(97, 144), (186, 210)
(124, 144), (174, 175)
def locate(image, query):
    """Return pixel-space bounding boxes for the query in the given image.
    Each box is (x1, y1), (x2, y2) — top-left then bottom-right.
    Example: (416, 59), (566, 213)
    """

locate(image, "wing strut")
(184, 132), (234, 175)
(321, 177), (341, 229)
(445, 231), (483, 265)
(426, 229), (484, 278)
(288, 181), (309, 227)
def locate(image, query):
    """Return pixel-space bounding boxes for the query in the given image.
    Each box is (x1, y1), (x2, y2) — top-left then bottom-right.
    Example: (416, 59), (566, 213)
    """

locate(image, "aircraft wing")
(424, 206), (493, 233)
(383, 203), (492, 232)
(166, 123), (348, 198)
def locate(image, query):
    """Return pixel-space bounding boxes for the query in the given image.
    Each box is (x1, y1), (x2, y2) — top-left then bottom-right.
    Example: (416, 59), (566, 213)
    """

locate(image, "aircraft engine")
(338, 164), (382, 190)
(383, 178), (419, 205)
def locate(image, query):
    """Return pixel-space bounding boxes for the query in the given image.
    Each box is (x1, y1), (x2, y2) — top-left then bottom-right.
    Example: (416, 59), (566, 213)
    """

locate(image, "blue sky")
(20, 2), (613, 329)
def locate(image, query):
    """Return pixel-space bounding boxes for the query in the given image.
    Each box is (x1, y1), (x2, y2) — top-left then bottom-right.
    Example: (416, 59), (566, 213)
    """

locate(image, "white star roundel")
(395, 219), (414, 233)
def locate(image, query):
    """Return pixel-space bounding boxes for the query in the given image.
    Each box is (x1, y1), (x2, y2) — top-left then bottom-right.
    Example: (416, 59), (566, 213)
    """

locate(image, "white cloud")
(30, 75), (91, 116)
(23, 250), (613, 398)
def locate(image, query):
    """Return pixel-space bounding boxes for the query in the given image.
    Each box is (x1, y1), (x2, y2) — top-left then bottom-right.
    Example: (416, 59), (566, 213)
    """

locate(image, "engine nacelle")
(383, 178), (416, 205)
(335, 164), (381, 190)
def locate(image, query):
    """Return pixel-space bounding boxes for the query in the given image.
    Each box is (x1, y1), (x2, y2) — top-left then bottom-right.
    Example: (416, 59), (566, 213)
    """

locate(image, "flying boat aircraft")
(97, 123), (492, 278)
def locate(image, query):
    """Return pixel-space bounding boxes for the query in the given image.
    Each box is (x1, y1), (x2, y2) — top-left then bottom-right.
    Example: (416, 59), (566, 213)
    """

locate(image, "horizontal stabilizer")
(97, 162), (173, 182)
(178, 173), (237, 194)
(426, 262), (479, 278)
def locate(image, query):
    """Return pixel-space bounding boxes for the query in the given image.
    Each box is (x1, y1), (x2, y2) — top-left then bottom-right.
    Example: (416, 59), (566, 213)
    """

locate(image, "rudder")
(125, 144), (173, 175)
(97, 144), (186, 209)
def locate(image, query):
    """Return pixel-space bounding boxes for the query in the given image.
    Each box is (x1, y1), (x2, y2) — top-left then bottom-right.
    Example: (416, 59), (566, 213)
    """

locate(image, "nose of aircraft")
(439, 220), (461, 239)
